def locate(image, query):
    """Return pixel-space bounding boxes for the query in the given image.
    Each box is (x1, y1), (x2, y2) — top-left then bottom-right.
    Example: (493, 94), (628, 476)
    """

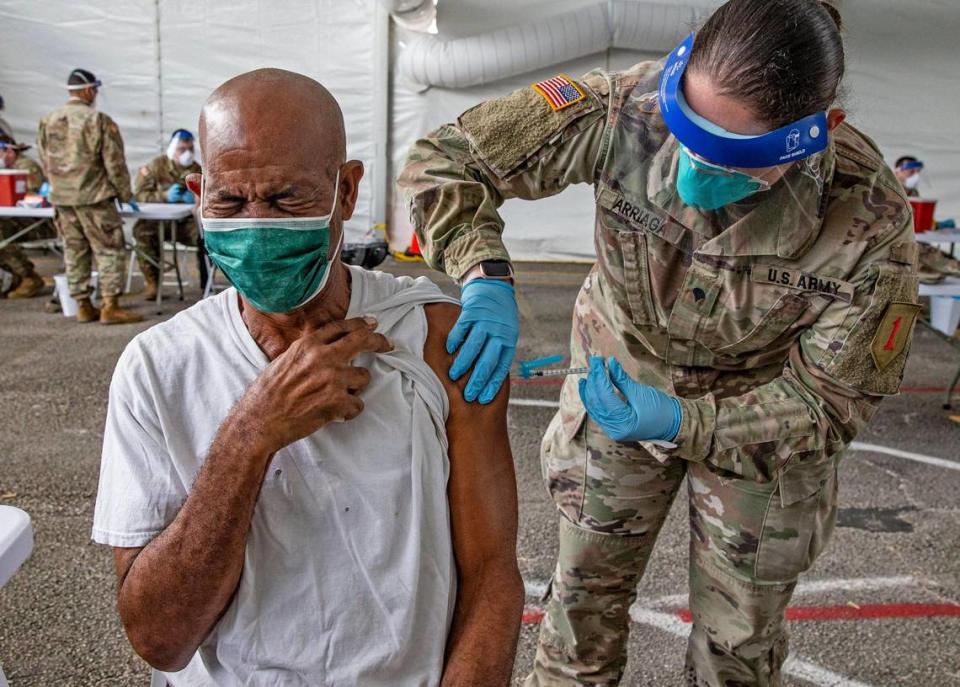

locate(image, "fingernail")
(465, 387), (478, 402)
(363, 316), (377, 327)
(446, 342), (456, 354)
(479, 389), (494, 404)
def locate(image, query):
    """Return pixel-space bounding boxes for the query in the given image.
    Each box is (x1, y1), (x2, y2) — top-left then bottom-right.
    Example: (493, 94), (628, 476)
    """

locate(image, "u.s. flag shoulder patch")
(531, 74), (586, 112)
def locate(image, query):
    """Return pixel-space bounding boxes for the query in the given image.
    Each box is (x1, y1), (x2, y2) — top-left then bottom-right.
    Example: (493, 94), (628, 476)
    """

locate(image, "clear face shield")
(657, 34), (832, 223)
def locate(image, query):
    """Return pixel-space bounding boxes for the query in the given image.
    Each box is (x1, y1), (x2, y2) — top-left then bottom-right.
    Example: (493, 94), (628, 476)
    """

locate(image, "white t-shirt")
(93, 266), (459, 686)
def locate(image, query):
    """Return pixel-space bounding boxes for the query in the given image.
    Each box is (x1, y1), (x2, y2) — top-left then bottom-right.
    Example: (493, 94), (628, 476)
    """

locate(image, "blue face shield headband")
(658, 34), (829, 169)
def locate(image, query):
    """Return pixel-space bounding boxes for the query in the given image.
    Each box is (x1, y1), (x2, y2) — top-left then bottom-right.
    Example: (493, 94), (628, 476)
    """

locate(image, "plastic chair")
(0, 505), (34, 687)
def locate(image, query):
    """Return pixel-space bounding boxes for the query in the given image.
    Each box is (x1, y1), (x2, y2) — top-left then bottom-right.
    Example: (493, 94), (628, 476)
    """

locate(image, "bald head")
(190, 68), (362, 223)
(201, 68), (345, 171)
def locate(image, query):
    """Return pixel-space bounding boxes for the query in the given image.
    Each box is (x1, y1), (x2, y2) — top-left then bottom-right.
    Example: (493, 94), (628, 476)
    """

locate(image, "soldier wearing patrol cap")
(400, 0), (919, 684)
(37, 68), (143, 324)
(0, 133), (48, 299)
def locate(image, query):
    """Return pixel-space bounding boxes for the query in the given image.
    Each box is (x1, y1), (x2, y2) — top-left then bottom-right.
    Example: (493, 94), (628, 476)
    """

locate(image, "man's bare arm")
(424, 303), (524, 687)
(112, 318), (391, 672)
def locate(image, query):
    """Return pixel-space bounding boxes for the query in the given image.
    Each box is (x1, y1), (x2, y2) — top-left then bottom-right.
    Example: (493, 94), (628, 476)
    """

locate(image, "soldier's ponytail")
(686, 0), (845, 128)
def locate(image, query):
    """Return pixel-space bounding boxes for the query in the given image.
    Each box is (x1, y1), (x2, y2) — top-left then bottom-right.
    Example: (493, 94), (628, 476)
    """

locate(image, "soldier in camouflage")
(399, 1), (919, 684)
(132, 128), (203, 300)
(0, 134), (48, 298)
(37, 68), (142, 324)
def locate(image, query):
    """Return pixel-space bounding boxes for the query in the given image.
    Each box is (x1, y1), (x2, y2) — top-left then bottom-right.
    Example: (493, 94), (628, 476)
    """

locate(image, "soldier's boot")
(7, 272), (45, 299)
(75, 297), (100, 323)
(142, 271), (160, 301)
(0, 274), (22, 298)
(100, 295), (144, 325)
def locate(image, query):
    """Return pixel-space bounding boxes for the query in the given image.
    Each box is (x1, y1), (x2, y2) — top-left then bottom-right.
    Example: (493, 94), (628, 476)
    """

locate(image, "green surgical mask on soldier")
(200, 172), (342, 313)
(676, 146), (769, 211)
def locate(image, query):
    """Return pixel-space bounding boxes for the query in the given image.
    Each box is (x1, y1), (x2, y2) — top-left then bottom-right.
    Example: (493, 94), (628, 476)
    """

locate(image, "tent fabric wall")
(0, 0), (377, 240)
(1, 0), (958, 260)
(388, 0), (960, 260)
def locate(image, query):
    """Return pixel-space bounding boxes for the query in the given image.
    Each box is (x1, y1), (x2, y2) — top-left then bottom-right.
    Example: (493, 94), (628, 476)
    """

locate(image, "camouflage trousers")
(132, 217), (199, 282)
(526, 410), (839, 687)
(0, 219), (39, 278)
(54, 200), (127, 298)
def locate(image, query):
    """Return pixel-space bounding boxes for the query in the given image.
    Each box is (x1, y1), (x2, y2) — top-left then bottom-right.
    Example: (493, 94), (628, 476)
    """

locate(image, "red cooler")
(909, 197), (937, 233)
(0, 170), (29, 207)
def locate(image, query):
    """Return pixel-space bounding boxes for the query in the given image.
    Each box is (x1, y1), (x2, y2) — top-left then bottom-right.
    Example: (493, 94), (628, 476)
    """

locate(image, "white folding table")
(0, 202), (194, 312)
(0, 505), (33, 687)
(914, 230), (960, 408)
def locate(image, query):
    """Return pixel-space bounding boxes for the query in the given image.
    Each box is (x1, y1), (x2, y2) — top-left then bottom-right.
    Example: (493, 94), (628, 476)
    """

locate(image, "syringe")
(523, 366), (589, 378)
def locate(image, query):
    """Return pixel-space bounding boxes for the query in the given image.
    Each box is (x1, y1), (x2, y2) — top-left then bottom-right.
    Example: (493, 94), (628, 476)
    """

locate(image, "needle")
(524, 366), (589, 378)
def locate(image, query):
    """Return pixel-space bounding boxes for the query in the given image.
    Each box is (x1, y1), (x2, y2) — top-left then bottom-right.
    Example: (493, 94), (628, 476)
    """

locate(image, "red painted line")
(522, 605), (545, 624)
(899, 386), (950, 394)
(522, 603), (960, 626)
(511, 380), (949, 392)
(674, 603), (960, 624)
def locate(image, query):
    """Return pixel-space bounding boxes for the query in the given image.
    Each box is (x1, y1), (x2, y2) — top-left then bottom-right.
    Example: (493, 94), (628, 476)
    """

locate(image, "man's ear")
(185, 173), (202, 198)
(827, 108), (846, 132)
(338, 160), (364, 222)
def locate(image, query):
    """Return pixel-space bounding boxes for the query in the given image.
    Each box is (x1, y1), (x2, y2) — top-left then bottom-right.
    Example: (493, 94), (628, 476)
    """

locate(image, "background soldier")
(132, 128), (203, 300)
(0, 133), (47, 298)
(0, 93), (12, 138)
(400, 0), (920, 684)
(37, 68), (142, 324)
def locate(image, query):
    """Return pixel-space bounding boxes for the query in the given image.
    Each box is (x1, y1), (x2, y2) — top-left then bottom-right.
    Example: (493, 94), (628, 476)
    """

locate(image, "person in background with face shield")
(401, 0), (920, 683)
(92, 69), (522, 686)
(0, 134), (48, 298)
(37, 68), (142, 324)
(894, 156), (923, 197)
(132, 128), (204, 300)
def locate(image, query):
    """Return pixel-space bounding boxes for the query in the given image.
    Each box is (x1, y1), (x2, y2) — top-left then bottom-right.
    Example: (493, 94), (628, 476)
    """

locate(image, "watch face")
(482, 261), (512, 278)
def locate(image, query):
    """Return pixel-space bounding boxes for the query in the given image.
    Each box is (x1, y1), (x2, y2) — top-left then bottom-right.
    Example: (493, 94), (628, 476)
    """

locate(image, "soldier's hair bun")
(818, 1), (843, 31)
(690, 0), (845, 128)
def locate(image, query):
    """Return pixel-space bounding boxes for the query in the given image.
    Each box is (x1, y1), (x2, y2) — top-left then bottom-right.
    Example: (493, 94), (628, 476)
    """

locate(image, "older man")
(92, 69), (522, 686)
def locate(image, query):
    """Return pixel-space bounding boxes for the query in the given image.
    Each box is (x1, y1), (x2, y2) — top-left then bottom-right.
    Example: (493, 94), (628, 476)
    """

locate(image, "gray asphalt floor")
(0, 254), (958, 686)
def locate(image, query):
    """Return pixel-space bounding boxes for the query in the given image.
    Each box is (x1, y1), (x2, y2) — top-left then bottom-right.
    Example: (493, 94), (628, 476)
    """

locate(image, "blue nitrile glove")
(447, 279), (519, 404)
(38, 181), (50, 197)
(579, 356), (682, 443)
(165, 184), (184, 203)
(128, 198), (141, 213)
(937, 218), (956, 229)
(181, 189), (196, 204)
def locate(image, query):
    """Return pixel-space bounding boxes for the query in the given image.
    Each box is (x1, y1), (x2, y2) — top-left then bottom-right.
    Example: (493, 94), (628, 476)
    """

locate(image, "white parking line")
(633, 575), (917, 609)
(506, 400), (958, 473)
(509, 398), (560, 408)
(629, 607), (876, 687)
(849, 442), (959, 472)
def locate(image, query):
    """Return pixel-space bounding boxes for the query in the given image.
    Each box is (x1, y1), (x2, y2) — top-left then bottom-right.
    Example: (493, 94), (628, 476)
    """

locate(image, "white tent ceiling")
(0, 0), (957, 259)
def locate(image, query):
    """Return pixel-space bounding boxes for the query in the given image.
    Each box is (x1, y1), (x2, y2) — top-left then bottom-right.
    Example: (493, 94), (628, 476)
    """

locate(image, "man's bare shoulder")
(422, 301), (510, 422)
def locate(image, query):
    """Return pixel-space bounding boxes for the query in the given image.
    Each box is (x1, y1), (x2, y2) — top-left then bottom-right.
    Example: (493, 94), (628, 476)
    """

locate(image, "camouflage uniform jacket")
(12, 153), (46, 193)
(37, 100), (132, 206)
(400, 62), (920, 482)
(133, 153), (201, 203)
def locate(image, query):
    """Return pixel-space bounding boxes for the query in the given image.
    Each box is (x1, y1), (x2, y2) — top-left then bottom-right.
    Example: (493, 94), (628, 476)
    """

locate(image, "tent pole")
(372, 0), (390, 235)
(154, 0), (164, 148)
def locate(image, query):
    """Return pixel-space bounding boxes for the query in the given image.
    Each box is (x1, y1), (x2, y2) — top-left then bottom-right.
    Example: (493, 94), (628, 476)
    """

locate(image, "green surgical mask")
(676, 146), (769, 211)
(201, 173), (342, 313)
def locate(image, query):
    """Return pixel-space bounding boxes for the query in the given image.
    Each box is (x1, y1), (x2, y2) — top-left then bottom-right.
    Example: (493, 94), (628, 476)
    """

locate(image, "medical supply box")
(0, 170), (29, 207)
